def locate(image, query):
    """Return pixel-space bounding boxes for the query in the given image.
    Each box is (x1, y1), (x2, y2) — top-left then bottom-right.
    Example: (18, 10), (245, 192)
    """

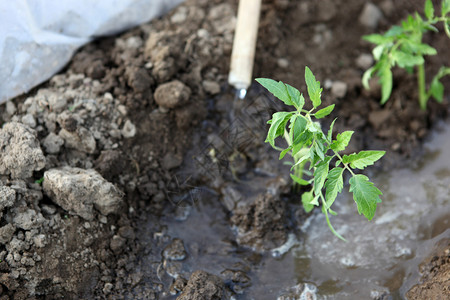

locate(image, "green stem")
(320, 195), (347, 242)
(333, 151), (355, 176)
(417, 63), (428, 110)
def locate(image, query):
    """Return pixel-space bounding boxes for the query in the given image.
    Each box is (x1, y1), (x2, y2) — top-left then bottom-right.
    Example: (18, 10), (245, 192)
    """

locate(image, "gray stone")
(154, 80), (191, 109)
(0, 185), (16, 210)
(331, 81), (348, 98)
(43, 167), (123, 220)
(171, 6), (188, 24)
(163, 238), (187, 261)
(110, 235), (126, 254)
(359, 3), (383, 29)
(21, 114), (36, 128)
(33, 234), (47, 248)
(380, 0), (395, 16)
(59, 126), (96, 153)
(0, 122), (46, 179)
(121, 120), (136, 138)
(0, 224), (16, 244)
(125, 36), (143, 49)
(12, 208), (44, 230)
(277, 58), (289, 69)
(356, 53), (374, 70)
(42, 132), (64, 154)
(202, 80), (221, 95)
(5, 101), (16, 116)
(47, 94), (67, 112)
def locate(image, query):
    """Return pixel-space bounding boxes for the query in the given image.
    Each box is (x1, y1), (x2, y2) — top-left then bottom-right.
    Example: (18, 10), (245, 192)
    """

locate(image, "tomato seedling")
(362, 0), (450, 110)
(257, 67), (385, 241)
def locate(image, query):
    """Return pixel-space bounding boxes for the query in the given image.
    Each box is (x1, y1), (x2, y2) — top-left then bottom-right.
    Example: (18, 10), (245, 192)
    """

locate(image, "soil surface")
(406, 238), (450, 300)
(0, 0), (449, 299)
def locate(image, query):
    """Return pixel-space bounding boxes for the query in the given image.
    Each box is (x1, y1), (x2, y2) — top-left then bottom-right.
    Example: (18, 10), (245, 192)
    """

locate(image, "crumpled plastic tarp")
(0, 0), (184, 103)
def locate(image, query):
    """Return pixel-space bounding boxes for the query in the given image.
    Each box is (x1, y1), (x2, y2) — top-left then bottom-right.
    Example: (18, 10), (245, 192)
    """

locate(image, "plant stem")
(417, 63), (428, 110)
(320, 195), (347, 241)
(333, 151), (355, 176)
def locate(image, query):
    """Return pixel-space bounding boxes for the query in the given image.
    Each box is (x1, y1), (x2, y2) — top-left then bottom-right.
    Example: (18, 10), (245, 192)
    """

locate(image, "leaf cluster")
(256, 67), (385, 241)
(362, 0), (450, 107)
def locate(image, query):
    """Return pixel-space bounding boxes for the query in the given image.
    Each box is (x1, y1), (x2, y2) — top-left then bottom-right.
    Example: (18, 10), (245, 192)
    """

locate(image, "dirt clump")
(177, 270), (226, 300)
(43, 167), (123, 220)
(406, 238), (450, 300)
(0, 122), (46, 179)
(154, 80), (191, 109)
(231, 193), (288, 251)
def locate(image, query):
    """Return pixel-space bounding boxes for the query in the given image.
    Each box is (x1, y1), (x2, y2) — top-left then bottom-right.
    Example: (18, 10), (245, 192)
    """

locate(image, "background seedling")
(362, 0), (450, 110)
(257, 67), (385, 241)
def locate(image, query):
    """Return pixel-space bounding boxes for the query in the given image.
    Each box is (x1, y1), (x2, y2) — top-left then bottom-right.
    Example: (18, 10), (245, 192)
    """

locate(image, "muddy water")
(295, 120), (450, 299)
(149, 122), (450, 299)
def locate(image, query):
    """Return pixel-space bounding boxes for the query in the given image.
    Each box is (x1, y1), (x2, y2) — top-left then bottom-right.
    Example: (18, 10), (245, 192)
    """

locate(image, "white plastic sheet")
(0, 0), (184, 103)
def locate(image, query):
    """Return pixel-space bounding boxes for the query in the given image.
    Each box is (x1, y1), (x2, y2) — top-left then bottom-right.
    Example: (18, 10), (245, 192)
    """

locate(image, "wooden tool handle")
(228, 0), (262, 91)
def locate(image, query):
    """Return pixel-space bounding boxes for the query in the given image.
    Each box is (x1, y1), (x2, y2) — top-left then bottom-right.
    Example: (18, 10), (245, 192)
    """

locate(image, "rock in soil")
(154, 80), (191, 109)
(0, 122), (46, 179)
(177, 270), (226, 300)
(359, 2), (383, 29)
(231, 193), (288, 251)
(163, 238), (187, 261)
(43, 167), (123, 220)
(0, 185), (16, 211)
(59, 126), (97, 154)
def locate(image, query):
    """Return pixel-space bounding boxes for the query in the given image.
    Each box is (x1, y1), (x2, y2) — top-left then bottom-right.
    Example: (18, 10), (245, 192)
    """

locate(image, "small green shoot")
(257, 67), (385, 241)
(362, 0), (450, 110)
(35, 177), (44, 185)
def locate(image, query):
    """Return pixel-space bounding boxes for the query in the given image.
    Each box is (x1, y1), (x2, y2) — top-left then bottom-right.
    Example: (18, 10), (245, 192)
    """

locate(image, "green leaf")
(313, 158), (330, 195)
(324, 167), (344, 209)
(291, 149), (310, 171)
(342, 150), (386, 170)
(379, 65), (393, 104)
(301, 191), (315, 213)
(327, 118), (337, 143)
(314, 104), (335, 119)
(443, 0), (450, 15)
(311, 141), (325, 163)
(279, 146), (292, 160)
(372, 45), (385, 60)
(256, 78), (293, 106)
(328, 208), (338, 216)
(290, 173), (310, 186)
(285, 83), (304, 111)
(363, 34), (392, 45)
(430, 78), (444, 102)
(292, 131), (313, 153)
(425, 0), (434, 20)
(385, 25), (404, 37)
(362, 66), (375, 90)
(392, 52), (424, 68)
(349, 174), (382, 220)
(305, 67), (322, 108)
(265, 112), (293, 147)
(414, 43), (437, 55)
(292, 115), (308, 143)
(330, 131), (354, 152)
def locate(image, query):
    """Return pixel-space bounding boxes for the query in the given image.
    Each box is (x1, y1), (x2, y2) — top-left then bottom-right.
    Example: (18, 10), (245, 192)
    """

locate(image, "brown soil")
(406, 238), (450, 300)
(0, 0), (449, 299)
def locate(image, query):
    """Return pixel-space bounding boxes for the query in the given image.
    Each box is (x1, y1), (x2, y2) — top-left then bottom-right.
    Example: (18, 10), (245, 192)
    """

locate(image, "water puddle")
(145, 121), (450, 299)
